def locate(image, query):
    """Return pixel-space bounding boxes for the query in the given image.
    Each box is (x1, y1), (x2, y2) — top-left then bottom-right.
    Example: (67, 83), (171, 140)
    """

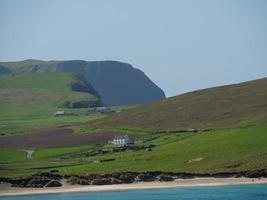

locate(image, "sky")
(0, 0), (266, 97)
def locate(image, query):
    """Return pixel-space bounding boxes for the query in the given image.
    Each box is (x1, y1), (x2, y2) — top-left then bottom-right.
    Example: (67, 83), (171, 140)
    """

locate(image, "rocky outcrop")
(67, 176), (90, 185)
(0, 65), (12, 75)
(156, 174), (175, 182)
(2, 170), (266, 188)
(239, 169), (267, 178)
(1, 173), (63, 188)
(91, 178), (122, 185)
(45, 180), (62, 187)
(135, 173), (157, 182)
(0, 60), (165, 106)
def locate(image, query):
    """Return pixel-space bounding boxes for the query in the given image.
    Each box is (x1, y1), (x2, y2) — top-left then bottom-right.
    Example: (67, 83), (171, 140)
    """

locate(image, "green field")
(0, 73), (101, 135)
(1, 123), (266, 177)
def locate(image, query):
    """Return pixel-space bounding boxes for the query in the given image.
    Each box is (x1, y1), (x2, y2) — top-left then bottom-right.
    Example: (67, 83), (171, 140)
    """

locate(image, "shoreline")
(1, 177), (267, 196)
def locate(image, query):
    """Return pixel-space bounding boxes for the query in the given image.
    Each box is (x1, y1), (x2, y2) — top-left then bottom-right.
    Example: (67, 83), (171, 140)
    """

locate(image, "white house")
(53, 110), (65, 116)
(111, 135), (134, 145)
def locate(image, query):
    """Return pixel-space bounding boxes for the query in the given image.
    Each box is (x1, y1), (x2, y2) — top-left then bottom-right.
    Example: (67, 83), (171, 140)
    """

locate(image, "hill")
(93, 77), (267, 131)
(0, 72), (102, 135)
(0, 59), (165, 106)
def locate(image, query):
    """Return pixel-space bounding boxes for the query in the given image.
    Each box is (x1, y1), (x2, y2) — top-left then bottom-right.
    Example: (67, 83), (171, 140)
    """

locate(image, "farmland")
(1, 123), (266, 177)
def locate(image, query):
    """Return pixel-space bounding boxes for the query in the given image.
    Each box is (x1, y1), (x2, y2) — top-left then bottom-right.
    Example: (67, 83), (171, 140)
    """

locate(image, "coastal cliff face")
(0, 60), (165, 106)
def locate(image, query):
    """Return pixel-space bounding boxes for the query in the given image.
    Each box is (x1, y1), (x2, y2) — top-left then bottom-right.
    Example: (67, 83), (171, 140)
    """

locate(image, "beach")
(1, 177), (267, 196)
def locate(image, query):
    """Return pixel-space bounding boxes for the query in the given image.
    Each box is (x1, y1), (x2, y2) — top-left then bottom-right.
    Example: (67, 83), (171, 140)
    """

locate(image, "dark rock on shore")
(3, 172), (63, 188)
(118, 173), (136, 183)
(156, 174), (175, 182)
(135, 174), (156, 182)
(45, 180), (62, 187)
(1, 170), (267, 188)
(240, 169), (267, 178)
(67, 176), (90, 185)
(91, 178), (122, 185)
(11, 177), (51, 188)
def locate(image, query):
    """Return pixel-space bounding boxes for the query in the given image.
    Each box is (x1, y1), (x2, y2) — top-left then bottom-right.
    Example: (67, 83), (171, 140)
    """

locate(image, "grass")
(1, 123), (266, 177)
(0, 73), (102, 135)
(72, 124), (150, 136)
(0, 149), (27, 163)
(93, 77), (267, 131)
(0, 74), (266, 178)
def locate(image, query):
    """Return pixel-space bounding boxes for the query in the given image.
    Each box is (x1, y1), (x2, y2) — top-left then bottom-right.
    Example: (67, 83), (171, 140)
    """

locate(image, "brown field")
(0, 128), (124, 148)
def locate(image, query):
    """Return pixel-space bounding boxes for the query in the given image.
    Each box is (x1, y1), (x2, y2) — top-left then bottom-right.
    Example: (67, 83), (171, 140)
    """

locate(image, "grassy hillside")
(93, 77), (267, 131)
(0, 73), (101, 135)
(1, 123), (266, 177)
(1, 76), (266, 178)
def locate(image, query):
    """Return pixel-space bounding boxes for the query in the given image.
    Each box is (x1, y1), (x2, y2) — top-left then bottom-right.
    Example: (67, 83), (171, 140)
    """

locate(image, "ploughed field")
(0, 128), (124, 148)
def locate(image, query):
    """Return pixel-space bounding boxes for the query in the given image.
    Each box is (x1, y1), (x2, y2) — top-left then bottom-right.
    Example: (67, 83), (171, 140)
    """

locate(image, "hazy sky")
(0, 0), (266, 97)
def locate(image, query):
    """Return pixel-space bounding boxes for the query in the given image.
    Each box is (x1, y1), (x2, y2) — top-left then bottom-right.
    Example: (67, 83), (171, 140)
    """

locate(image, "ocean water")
(1, 184), (267, 200)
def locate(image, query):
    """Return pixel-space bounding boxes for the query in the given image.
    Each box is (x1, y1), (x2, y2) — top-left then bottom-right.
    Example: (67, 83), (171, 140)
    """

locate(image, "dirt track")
(0, 128), (124, 148)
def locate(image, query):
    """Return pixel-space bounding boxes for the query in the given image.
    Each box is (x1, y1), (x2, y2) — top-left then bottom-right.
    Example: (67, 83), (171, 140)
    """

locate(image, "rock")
(45, 180), (62, 187)
(242, 170), (267, 178)
(12, 177), (52, 188)
(90, 177), (122, 185)
(0, 65), (12, 75)
(156, 174), (175, 182)
(67, 176), (90, 185)
(32, 172), (63, 180)
(135, 174), (156, 182)
(118, 173), (136, 183)
(111, 172), (122, 179)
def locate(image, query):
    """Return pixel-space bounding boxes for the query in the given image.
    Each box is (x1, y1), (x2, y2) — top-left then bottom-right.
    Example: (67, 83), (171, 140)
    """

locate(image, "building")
(95, 107), (111, 112)
(111, 135), (134, 145)
(53, 110), (65, 116)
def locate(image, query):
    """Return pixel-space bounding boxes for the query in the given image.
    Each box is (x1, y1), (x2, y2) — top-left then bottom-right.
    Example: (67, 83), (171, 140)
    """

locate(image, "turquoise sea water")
(1, 184), (267, 200)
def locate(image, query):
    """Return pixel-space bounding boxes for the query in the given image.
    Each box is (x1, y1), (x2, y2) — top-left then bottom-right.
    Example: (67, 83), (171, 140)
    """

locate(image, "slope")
(93, 77), (267, 131)
(0, 72), (102, 135)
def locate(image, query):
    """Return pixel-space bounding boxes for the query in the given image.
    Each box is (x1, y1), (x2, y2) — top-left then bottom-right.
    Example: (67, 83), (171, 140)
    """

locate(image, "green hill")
(0, 73), (102, 135)
(0, 76), (267, 177)
(93, 77), (267, 131)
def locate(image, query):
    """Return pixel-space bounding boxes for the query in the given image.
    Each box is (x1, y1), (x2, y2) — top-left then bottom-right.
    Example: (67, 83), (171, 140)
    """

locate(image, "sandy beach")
(0, 177), (267, 196)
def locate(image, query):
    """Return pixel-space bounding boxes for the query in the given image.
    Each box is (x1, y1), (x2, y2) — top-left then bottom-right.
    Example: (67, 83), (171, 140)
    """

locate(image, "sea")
(1, 184), (267, 200)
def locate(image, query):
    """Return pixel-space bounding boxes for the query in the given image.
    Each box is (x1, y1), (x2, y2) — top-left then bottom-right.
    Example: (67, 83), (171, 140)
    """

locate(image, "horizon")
(1, 0), (267, 97)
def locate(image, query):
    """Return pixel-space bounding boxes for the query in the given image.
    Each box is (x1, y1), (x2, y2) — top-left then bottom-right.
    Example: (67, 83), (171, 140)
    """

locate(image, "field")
(1, 123), (266, 177)
(0, 128), (126, 148)
(0, 73), (101, 135)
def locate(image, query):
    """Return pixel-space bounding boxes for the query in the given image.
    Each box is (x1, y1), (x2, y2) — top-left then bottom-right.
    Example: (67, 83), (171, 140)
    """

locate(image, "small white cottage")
(53, 110), (65, 116)
(111, 135), (134, 145)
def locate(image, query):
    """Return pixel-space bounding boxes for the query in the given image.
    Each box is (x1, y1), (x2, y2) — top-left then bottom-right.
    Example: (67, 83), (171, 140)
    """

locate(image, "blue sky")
(0, 0), (266, 97)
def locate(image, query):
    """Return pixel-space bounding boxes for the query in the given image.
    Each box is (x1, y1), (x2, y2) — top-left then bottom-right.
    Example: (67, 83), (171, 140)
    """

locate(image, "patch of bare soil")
(0, 128), (124, 148)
